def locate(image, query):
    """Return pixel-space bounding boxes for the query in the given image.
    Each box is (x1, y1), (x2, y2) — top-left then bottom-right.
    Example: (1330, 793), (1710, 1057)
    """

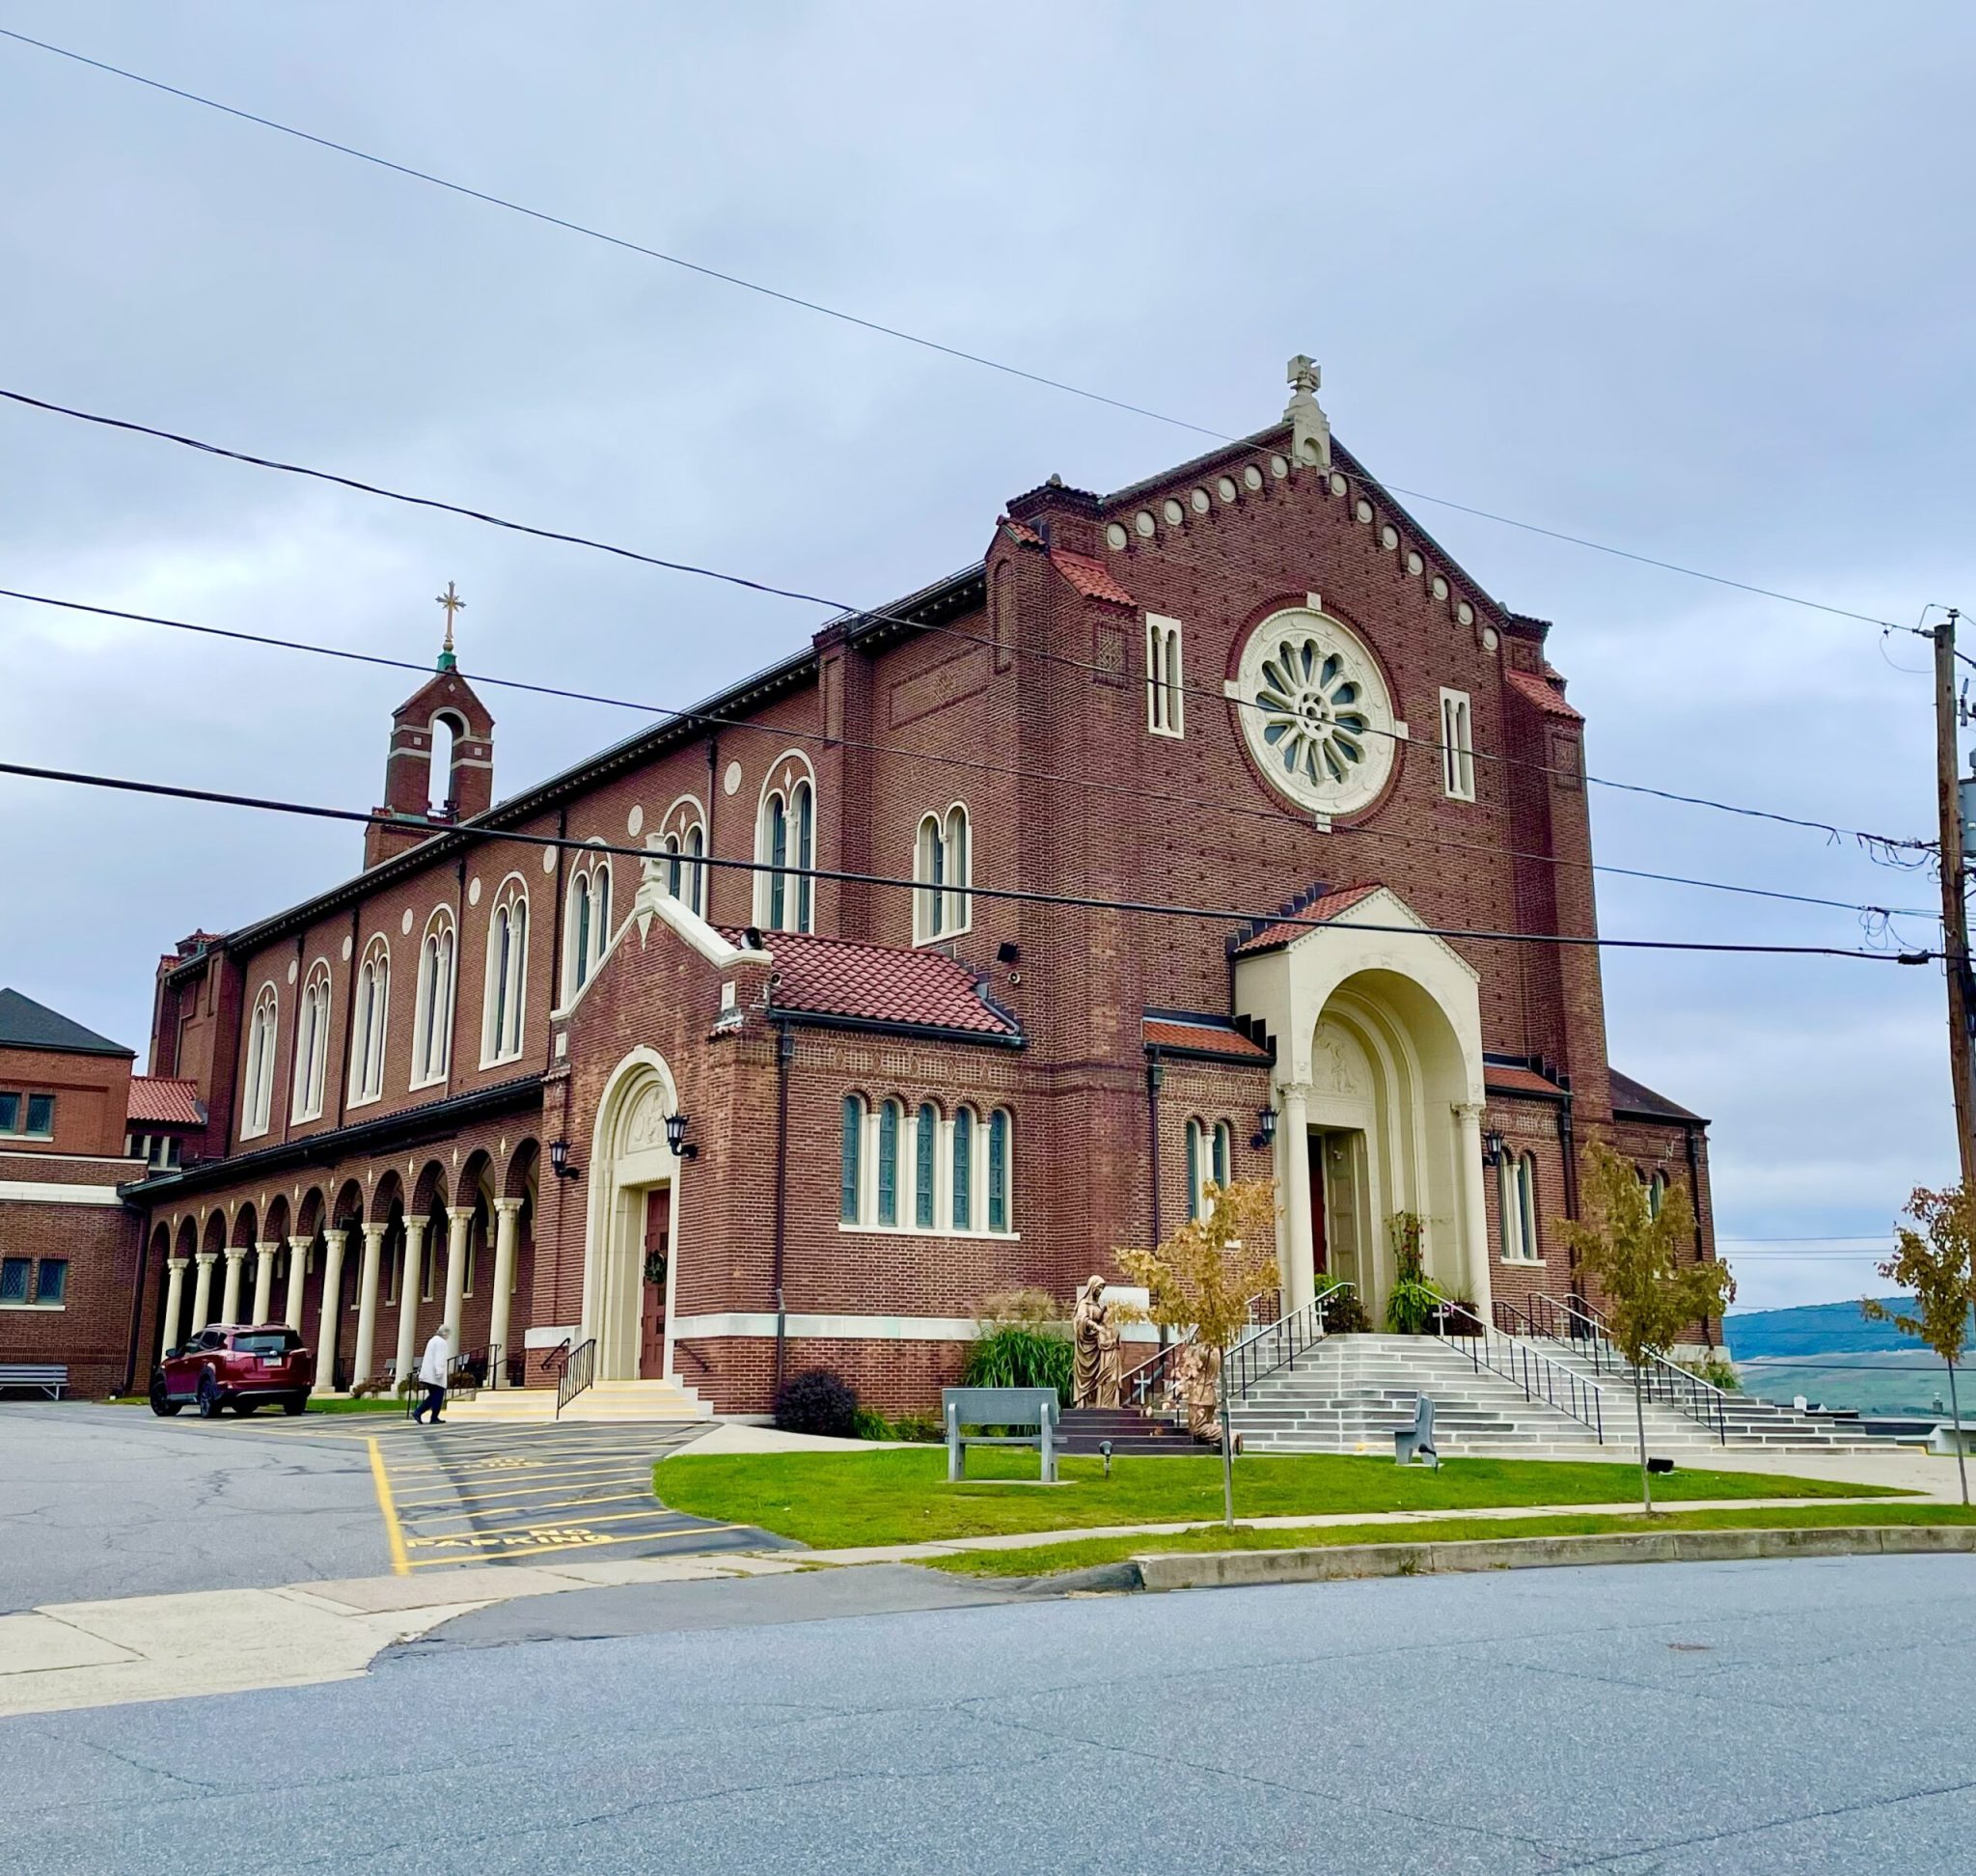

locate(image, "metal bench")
(0, 1364), (68, 1400)
(1395, 1393), (1440, 1468)
(943, 1386), (1059, 1483)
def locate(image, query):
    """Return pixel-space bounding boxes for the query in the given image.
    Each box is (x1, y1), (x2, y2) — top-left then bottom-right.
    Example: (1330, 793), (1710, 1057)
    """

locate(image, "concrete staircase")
(444, 1377), (713, 1424)
(1225, 1333), (1897, 1459)
(1057, 1406), (1201, 1457)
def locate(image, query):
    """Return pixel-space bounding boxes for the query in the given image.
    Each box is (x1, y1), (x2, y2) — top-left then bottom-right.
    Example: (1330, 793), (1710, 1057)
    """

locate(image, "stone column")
(220, 1246), (246, 1325)
(488, 1198), (523, 1386)
(351, 1222), (388, 1386)
(252, 1241), (278, 1324)
(394, 1217), (427, 1385)
(442, 1204), (474, 1356)
(285, 1236), (311, 1331)
(161, 1257), (188, 1355)
(1277, 1083), (1315, 1311)
(190, 1251), (218, 1335)
(1453, 1102), (1493, 1320)
(312, 1228), (348, 1395)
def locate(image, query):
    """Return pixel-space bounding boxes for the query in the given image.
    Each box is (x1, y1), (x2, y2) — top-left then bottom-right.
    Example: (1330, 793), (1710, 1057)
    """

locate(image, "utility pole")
(1934, 609), (1976, 1194)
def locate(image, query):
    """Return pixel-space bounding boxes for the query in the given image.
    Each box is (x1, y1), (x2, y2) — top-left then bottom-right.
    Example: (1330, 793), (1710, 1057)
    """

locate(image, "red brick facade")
(114, 404), (1716, 1412)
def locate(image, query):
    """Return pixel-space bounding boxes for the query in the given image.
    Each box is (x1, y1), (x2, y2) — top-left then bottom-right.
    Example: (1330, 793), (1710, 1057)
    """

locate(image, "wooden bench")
(943, 1386), (1059, 1483)
(0, 1364), (68, 1400)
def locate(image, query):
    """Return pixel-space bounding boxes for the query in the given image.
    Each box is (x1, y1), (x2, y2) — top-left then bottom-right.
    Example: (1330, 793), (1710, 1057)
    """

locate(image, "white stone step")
(446, 1377), (712, 1423)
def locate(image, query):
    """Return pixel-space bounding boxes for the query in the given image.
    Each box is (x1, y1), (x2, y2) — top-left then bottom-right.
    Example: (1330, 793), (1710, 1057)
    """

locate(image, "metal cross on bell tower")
(435, 580), (465, 671)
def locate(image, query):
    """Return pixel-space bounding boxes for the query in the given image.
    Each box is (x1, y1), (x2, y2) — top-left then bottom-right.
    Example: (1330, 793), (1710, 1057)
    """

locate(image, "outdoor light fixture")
(1250, 1105), (1278, 1150)
(665, 1112), (699, 1161)
(1481, 1128), (1507, 1168)
(549, 1138), (580, 1181)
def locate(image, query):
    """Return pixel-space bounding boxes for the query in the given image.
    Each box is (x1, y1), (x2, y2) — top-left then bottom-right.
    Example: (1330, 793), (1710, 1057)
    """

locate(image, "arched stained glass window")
(877, 1100), (901, 1227)
(988, 1110), (1011, 1232)
(915, 1104), (937, 1228)
(951, 1109), (974, 1230)
(839, 1096), (864, 1224)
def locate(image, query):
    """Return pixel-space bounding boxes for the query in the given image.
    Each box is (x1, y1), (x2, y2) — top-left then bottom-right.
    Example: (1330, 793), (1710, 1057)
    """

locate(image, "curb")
(1132, 1524), (1976, 1592)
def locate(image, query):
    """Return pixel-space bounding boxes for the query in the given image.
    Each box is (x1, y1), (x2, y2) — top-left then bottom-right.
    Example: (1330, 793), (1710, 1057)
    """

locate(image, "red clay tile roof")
(1142, 1017), (1271, 1061)
(1484, 1065), (1564, 1098)
(720, 929), (1019, 1038)
(1504, 667), (1583, 721)
(127, 1075), (205, 1126)
(1233, 885), (1385, 954)
(1048, 549), (1135, 608)
(1002, 518), (1043, 546)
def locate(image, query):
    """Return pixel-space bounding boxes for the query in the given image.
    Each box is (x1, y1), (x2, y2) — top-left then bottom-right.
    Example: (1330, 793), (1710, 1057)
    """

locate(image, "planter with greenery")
(1382, 1211), (1445, 1334)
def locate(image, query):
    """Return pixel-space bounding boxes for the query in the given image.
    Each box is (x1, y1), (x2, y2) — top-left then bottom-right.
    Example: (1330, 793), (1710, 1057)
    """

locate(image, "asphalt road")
(7, 1553), (1976, 1870)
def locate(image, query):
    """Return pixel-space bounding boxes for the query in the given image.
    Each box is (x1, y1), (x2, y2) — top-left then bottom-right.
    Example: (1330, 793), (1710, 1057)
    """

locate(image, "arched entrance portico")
(1235, 887), (1491, 1323)
(584, 1049), (685, 1383)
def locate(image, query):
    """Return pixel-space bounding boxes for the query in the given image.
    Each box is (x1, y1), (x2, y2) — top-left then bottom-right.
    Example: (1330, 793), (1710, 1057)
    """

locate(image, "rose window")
(1233, 608), (1396, 818)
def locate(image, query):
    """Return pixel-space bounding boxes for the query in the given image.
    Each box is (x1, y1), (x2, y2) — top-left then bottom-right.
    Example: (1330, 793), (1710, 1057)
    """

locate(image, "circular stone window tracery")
(1234, 607), (1396, 818)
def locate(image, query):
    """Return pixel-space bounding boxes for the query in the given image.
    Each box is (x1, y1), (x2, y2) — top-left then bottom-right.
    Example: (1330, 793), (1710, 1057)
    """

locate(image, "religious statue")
(1166, 1340), (1224, 1447)
(1072, 1274), (1122, 1409)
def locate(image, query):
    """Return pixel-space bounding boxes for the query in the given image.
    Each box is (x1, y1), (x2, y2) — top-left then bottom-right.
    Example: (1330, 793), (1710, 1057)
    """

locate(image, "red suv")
(151, 1325), (315, 1418)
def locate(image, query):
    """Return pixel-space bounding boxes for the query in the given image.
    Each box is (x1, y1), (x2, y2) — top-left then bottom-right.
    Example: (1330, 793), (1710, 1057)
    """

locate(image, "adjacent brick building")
(118, 364), (1718, 1413)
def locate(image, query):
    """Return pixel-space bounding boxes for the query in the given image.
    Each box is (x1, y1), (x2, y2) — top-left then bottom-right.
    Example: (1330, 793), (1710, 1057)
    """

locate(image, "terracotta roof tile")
(1002, 518), (1043, 546)
(1232, 885), (1385, 954)
(1504, 667), (1583, 722)
(1049, 549), (1135, 608)
(720, 929), (1019, 1038)
(1142, 1017), (1272, 1061)
(127, 1076), (206, 1126)
(1484, 1065), (1564, 1098)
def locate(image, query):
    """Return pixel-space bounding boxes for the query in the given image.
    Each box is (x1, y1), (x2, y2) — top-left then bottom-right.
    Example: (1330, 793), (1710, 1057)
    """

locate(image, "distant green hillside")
(1723, 1297), (1937, 1360)
(1723, 1297), (1972, 1419)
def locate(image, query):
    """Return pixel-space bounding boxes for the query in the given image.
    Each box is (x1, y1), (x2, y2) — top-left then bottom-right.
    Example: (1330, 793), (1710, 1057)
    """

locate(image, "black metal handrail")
(1434, 1300), (1605, 1442)
(1118, 1283), (1288, 1421)
(1498, 1294), (1726, 1444)
(1225, 1282), (1356, 1401)
(555, 1337), (597, 1419)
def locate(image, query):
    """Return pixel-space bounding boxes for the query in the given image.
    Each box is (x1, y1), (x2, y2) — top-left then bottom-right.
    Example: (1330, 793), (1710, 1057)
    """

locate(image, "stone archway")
(584, 1049), (684, 1383)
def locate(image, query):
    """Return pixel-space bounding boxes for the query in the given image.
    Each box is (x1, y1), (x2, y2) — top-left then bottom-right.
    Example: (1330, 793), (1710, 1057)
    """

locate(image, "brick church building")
(121, 363), (1716, 1414)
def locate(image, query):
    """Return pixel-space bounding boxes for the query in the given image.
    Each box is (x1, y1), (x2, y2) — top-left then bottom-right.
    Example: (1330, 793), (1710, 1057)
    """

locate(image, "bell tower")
(364, 582), (497, 870)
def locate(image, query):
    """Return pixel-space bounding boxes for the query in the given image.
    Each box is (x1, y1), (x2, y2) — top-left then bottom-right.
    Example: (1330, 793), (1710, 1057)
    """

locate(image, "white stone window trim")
(655, 792), (710, 921)
(239, 983), (280, 1141)
(1146, 614), (1185, 739)
(480, 872), (531, 1069)
(562, 843), (615, 1005)
(1439, 687), (1476, 802)
(409, 906), (457, 1091)
(913, 802), (973, 946)
(289, 959), (333, 1123)
(753, 751), (818, 934)
(346, 936), (391, 1109)
(1497, 1151), (1544, 1263)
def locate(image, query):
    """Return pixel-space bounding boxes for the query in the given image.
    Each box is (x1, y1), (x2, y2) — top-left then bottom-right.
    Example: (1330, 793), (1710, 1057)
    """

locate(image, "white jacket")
(418, 1334), (451, 1389)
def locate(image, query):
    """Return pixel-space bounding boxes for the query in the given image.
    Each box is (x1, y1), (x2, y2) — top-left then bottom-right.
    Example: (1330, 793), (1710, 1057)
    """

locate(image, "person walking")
(413, 1325), (453, 1424)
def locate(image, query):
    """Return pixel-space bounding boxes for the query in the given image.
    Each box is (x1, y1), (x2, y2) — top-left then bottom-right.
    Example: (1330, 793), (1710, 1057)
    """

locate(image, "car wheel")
(196, 1372), (222, 1419)
(149, 1373), (180, 1418)
(282, 1394), (308, 1416)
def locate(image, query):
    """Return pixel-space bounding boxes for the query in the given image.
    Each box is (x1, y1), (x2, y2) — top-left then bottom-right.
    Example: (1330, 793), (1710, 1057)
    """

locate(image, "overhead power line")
(0, 386), (1935, 861)
(0, 584), (1936, 924)
(0, 25), (1929, 642)
(0, 757), (1935, 966)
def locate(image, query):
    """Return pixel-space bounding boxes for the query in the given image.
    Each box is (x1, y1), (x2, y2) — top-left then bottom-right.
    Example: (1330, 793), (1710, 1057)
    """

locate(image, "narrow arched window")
(1647, 1171), (1667, 1220)
(564, 854), (612, 999)
(877, 1099), (901, 1227)
(349, 940), (390, 1103)
(242, 985), (278, 1138)
(951, 1108), (974, 1230)
(756, 765), (817, 933)
(1185, 1118), (1204, 1221)
(988, 1109), (1011, 1232)
(482, 881), (528, 1064)
(663, 833), (683, 900)
(1518, 1153), (1540, 1260)
(291, 963), (331, 1121)
(945, 805), (970, 933)
(412, 910), (455, 1087)
(1213, 1119), (1232, 1193)
(684, 823), (705, 917)
(792, 781), (813, 932)
(916, 813), (947, 943)
(766, 793), (789, 930)
(839, 1096), (864, 1224)
(915, 1103), (938, 1228)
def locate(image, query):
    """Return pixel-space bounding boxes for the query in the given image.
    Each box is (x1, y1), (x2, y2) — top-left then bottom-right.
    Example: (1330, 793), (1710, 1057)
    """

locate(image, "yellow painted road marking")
(404, 1524), (746, 1565)
(368, 1436), (410, 1576)
(391, 1468), (650, 1507)
(405, 1505), (705, 1545)
(398, 1489), (657, 1524)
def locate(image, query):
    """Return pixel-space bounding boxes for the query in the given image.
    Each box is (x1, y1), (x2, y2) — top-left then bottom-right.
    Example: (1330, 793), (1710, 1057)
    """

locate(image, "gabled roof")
(1610, 1068), (1707, 1126)
(722, 929), (1021, 1042)
(1504, 666), (1583, 722)
(1484, 1063), (1565, 1099)
(0, 988), (131, 1058)
(127, 1076), (206, 1127)
(1232, 886), (1384, 956)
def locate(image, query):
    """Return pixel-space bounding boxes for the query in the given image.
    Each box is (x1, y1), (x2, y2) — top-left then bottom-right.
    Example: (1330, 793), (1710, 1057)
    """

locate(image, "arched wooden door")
(640, 1187), (671, 1379)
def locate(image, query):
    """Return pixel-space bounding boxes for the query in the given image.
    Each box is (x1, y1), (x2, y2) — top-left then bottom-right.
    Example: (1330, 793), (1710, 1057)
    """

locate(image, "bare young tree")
(1115, 1178), (1278, 1528)
(1563, 1140), (1736, 1513)
(1862, 1185), (1976, 1506)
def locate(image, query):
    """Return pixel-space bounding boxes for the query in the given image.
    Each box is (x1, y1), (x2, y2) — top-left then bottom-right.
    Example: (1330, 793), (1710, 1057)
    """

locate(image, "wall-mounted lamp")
(548, 1138), (580, 1181)
(665, 1112), (700, 1161)
(1481, 1128), (1507, 1169)
(1250, 1106), (1278, 1150)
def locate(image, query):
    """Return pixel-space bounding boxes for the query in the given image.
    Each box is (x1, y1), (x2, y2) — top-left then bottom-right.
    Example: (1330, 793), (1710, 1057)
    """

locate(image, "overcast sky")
(3, 4), (1971, 1310)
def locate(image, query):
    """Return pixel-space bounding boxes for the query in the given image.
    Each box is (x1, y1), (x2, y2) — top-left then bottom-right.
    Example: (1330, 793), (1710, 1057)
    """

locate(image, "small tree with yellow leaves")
(1116, 1178), (1279, 1528)
(1862, 1185), (1976, 1506)
(1563, 1140), (1736, 1514)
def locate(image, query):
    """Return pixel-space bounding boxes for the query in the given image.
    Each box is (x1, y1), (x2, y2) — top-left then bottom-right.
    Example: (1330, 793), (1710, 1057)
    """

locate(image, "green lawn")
(654, 1447), (1898, 1549)
(925, 1503), (1976, 1578)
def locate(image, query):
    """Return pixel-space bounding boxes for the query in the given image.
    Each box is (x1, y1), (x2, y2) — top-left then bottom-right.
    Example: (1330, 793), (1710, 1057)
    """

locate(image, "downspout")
(771, 1016), (793, 1392)
(1146, 1055), (1165, 1349)
(703, 733), (720, 923)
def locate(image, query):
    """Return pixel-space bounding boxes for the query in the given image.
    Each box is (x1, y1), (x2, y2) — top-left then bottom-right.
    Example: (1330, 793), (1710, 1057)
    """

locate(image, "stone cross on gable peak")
(1283, 354), (1332, 470)
(435, 580), (464, 671)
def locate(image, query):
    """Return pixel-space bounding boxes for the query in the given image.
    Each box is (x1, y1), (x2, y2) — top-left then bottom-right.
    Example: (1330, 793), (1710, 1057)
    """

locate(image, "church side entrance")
(585, 1049), (686, 1385)
(1308, 1128), (1365, 1298)
(640, 1187), (671, 1380)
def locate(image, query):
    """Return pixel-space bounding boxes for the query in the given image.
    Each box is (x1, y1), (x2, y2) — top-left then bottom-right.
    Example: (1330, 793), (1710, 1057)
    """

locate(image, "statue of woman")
(1072, 1275), (1122, 1409)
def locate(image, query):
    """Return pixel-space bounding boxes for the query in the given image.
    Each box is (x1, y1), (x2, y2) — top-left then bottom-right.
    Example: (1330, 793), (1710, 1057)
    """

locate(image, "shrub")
(773, 1367), (859, 1438)
(1317, 1286), (1369, 1335)
(851, 1406), (895, 1442)
(892, 1411), (943, 1443)
(962, 1323), (1075, 1404)
(1682, 1353), (1742, 1392)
